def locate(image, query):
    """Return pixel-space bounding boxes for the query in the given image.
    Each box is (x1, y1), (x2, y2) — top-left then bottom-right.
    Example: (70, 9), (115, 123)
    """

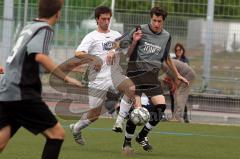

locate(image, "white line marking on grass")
(63, 125), (240, 140)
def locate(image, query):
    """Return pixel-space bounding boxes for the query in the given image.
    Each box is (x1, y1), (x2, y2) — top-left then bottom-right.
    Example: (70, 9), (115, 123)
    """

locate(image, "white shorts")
(88, 73), (128, 109)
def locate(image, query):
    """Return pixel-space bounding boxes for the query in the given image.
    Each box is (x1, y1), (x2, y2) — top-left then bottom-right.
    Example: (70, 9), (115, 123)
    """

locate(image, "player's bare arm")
(127, 30), (143, 57)
(35, 53), (82, 87)
(75, 51), (102, 72)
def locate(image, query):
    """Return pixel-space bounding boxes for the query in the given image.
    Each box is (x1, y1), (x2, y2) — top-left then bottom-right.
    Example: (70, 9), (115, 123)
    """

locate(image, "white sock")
(125, 132), (134, 139)
(115, 96), (131, 124)
(74, 119), (91, 133)
(145, 122), (154, 130)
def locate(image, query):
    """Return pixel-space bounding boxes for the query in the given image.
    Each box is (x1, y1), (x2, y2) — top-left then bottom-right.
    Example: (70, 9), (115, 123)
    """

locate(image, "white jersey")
(76, 30), (122, 81)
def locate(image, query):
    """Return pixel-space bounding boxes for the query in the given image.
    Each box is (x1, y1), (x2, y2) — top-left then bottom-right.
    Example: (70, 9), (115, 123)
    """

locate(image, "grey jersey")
(126, 24), (171, 72)
(0, 20), (53, 101)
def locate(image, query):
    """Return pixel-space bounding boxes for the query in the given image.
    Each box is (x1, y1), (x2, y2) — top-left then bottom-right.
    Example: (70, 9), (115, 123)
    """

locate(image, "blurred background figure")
(174, 43), (189, 64)
(0, 66), (4, 74)
(170, 43), (190, 123)
(162, 59), (195, 123)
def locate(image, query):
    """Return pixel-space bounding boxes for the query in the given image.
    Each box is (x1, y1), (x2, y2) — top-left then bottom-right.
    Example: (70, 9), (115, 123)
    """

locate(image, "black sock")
(42, 139), (63, 159)
(138, 104), (166, 139)
(125, 119), (136, 141)
(138, 126), (151, 139)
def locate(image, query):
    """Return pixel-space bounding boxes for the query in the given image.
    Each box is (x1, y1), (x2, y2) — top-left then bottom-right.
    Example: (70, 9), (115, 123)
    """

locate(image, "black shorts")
(127, 70), (163, 97)
(0, 99), (58, 136)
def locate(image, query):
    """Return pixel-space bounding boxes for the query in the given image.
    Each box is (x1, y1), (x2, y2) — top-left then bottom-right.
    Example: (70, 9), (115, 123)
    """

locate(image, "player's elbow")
(75, 51), (80, 57)
(75, 51), (85, 58)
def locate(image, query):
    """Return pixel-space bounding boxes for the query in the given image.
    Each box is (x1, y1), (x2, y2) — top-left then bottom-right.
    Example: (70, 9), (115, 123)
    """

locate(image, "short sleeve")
(27, 28), (53, 55)
(76, 34), (94, 53)
(120, 28), (135, 45)
(161, 36), (172, 62)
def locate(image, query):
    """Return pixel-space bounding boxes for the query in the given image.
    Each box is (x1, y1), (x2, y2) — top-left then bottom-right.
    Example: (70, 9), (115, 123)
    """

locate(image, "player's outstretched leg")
(69, 106), (102, 145)
(135, 133), (153, 152)
(122, 119), (136, 156)
(112, 95), (132, 133)
(69, 123), (86, 145)
(136, 104), (166, 152)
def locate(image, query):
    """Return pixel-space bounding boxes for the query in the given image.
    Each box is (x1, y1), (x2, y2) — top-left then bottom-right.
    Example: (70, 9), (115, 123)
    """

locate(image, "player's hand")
(64, 76), (83, 87)
(177, 75), (189, 85)
(106, 50), (116, 65)
(133, 29), (143, 42)
(94, 62), (101, 72)
(92, 57), (102, 72)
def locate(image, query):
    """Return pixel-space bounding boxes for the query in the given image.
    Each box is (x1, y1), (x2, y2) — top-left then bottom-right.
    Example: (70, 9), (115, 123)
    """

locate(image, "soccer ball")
(130, 107), (150, 126)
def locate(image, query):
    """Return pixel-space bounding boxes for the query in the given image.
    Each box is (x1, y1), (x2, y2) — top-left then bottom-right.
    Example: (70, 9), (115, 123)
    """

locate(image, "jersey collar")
(148, 24), (162, 35)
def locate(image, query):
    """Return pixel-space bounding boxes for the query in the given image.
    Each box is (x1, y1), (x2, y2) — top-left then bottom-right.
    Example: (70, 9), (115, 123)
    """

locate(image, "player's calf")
(42, 138), (64, 159)
(0, 125), (11, 153)
(41, 123), (65, 159)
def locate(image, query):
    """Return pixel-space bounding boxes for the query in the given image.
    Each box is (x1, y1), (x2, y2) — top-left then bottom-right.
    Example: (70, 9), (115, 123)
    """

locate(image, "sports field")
(1, 118), (240, 159)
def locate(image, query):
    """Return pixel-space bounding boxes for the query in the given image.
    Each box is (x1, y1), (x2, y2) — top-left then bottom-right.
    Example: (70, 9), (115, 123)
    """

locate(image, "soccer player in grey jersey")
(0, 0), (81, 158)
(116, 7), (189, 154)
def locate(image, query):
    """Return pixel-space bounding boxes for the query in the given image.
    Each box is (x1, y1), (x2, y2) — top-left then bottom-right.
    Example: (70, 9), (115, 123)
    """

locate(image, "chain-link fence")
(1, 0), (240, 96)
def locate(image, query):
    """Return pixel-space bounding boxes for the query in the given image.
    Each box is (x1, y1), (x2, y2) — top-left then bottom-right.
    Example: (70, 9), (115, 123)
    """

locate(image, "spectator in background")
(173, 43), (190, 122)
(167, 43), (190, 122)
(0, 66), (4, 74)
(163, 58), (195, 123)
(174, 43), (189, 64)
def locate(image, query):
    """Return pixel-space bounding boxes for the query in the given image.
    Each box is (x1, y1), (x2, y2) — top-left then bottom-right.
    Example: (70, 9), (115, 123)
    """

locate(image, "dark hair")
(38, 0), (63, 18)
(174, 43), (186, 58)
(150, 7), (168, 20)
(95, 6), (112, 19)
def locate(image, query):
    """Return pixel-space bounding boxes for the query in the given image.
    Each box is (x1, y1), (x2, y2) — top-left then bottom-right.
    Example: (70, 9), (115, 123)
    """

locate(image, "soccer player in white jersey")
(69, 6), (137, 145)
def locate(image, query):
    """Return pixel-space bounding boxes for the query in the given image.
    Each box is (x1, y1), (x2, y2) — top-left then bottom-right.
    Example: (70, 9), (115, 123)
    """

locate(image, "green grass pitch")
(1, 118), (240, 159)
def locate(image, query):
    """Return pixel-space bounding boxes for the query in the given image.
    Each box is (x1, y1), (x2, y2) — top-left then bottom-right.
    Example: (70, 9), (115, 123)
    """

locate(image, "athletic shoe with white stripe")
(135, 136), (152, 152)
(69, 124), (85, 145)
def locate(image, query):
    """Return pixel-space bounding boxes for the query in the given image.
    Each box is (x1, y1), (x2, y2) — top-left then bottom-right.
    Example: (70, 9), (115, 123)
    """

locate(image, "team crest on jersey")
(143, 42), (161, 54)
(102, 41), (114, 51)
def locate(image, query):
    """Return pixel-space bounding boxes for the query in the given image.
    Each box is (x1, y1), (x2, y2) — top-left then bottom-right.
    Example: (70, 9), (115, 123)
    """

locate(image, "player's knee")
(52, 126), (65, 140)
(123, 84), (135, 98)
(89, 116), (99, 122)
(150, 104), (166, 122)
(87, 110), (101, 122)
(45, 123), (65, 140)
(129, 84), (136, 93)
(155, 104), (166, 113)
